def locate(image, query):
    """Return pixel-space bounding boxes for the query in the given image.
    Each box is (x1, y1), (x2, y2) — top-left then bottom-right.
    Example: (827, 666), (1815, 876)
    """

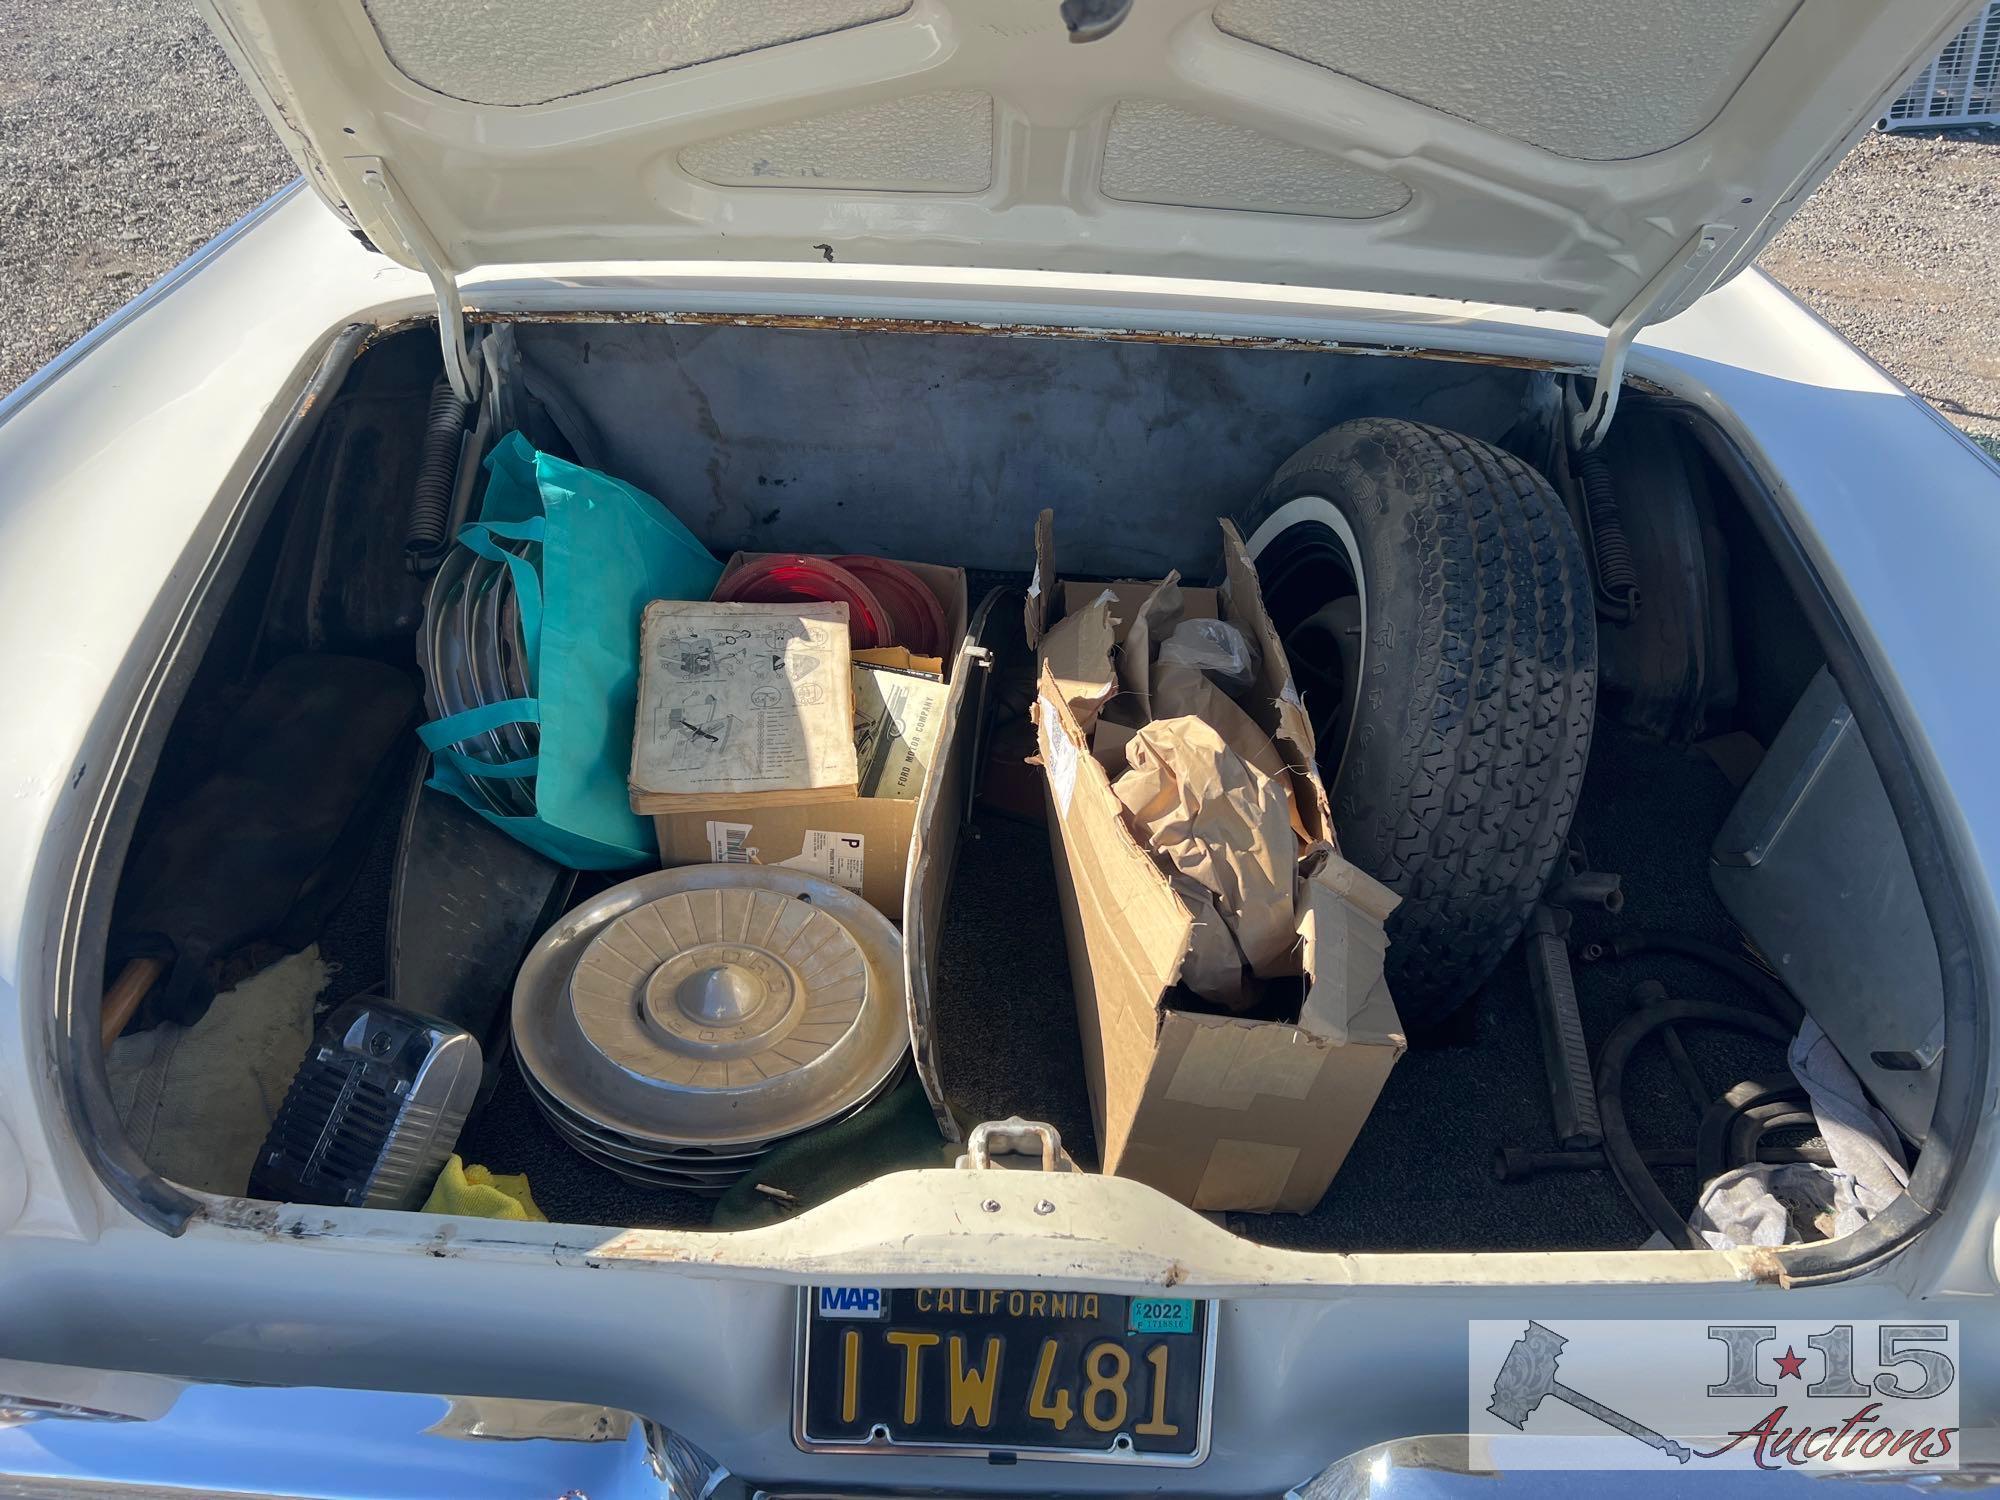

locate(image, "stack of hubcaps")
(419, 541), (538, 817)
(512, 867), (907, 1193)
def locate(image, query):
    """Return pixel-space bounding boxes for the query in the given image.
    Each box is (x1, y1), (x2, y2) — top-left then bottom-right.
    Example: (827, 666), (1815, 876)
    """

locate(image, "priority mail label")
(816, 1286), (885, 1319)
(779, 830), (866, 893)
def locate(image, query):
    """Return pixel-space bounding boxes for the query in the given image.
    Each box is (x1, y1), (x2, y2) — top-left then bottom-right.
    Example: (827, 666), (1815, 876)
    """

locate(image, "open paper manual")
(853, 662), (949, 801)
(630, 601), (857, 813)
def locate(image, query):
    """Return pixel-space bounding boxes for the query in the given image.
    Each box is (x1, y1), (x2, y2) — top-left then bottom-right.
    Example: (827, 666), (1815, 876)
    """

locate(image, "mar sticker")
(816, 1286), (885, 1319)
(1128, 1296), (1196, 1335)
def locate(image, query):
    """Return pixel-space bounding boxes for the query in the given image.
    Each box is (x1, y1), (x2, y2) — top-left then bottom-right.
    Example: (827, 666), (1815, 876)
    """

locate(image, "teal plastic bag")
(418, 433), (721, 868)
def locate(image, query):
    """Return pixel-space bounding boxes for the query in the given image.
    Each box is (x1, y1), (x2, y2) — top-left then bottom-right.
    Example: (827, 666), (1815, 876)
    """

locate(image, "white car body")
(2, 2), (1998, 1491)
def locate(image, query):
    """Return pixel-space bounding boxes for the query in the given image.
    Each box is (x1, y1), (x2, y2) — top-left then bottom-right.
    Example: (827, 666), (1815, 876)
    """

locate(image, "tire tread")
(1254, 419), (1595, 1028)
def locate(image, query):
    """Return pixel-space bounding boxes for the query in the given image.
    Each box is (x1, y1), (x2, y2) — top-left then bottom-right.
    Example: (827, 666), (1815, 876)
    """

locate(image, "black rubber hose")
(1693, 1076), (1811, 1185)
(1595, 999), (1794, 1249)
(1493, 1143), (1831, 1182)
(1601, 930), (1805, 1030)
(1729, 1105), (1819, 1168)
(1577, 449), (1640, 621)
(1629, 978), (1708, 1109)
(404, 374), (468, 565)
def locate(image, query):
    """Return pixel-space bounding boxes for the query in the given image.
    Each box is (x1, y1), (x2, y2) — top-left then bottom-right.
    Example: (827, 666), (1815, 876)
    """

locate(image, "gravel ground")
(0, 0), (293, 397)
(1, 0), (1996, 444)
(1763, 127), (2000, 440)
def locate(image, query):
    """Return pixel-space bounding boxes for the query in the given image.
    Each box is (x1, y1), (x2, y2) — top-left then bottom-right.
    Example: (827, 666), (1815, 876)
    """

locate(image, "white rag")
(1690, 1017), (1910, 1250)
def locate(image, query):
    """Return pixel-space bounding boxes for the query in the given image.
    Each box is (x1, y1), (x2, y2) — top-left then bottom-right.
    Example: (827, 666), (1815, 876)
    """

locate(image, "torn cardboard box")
(1031, 512), (1403, 1214)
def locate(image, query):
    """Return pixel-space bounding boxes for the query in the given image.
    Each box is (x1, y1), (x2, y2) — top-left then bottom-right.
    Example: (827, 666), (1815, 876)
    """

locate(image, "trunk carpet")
(1243, 726), (1792, 1251)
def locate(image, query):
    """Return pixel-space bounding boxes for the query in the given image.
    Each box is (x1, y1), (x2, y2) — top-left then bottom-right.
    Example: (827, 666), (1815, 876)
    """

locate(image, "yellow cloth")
(421, 1154), (547, 1221)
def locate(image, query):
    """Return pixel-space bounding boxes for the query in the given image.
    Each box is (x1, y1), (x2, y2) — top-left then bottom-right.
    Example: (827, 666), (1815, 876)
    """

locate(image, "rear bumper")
(0, 1360), (687, 1499)
(0, 1366), (1972, 1500)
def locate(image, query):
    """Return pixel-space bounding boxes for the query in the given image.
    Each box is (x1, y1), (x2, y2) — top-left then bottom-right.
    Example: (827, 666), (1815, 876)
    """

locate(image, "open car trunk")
(94, 313), (1949, 1260)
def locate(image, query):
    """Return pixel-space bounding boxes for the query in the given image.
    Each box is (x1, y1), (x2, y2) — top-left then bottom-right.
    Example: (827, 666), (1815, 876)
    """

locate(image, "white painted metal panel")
(199, 0), (1982, 328)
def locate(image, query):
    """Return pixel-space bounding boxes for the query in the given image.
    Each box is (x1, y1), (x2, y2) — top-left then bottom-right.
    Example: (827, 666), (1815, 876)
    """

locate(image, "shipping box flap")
(1116, 574), (1183, 722)
(1038, 593), (1119, 737)
(1034, 662), (1191, 1001)
(1297, 863), (1405, 1050)
(1035, 661), (1192, 1166)
(854, 646), (945, 676)
(1219, 519), (1331, 849)
(1025, 509), (1055, 650)
(1066, 581), (1217, 646)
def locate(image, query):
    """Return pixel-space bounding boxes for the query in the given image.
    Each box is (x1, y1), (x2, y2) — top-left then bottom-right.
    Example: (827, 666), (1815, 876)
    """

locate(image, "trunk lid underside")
(202, 0), (1978, 331)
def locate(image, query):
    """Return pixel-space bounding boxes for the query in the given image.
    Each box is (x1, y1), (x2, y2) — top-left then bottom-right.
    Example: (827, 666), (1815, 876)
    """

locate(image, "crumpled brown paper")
(1113, 715), (1298, 1011)
(1154, 662), (1311, 847)
(1118, 572), (1184, 721)
(1170, 873), (1251, 1004)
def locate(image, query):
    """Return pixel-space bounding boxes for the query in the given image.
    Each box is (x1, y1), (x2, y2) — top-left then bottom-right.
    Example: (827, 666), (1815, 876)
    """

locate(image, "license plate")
(796, 1286), (1213, 1463)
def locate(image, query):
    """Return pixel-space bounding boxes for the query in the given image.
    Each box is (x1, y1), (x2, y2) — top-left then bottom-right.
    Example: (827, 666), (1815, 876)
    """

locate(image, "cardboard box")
(651, 554), (968, 923)
(1031, 514), (1404, 1214)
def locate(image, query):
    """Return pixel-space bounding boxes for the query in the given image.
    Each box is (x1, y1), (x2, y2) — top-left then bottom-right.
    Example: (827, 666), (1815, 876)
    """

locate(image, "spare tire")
(1242, 419), (1595, 1031)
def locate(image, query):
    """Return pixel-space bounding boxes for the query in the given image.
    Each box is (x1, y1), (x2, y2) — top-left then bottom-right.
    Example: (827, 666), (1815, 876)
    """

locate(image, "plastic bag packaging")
(1157, 617), (1261, 696)
(418, 433), (721, 868)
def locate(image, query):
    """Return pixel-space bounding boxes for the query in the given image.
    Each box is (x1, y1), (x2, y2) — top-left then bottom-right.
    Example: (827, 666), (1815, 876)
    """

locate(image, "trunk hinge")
(1571, 222), (1736, 451)
(353, 157), (482, 405)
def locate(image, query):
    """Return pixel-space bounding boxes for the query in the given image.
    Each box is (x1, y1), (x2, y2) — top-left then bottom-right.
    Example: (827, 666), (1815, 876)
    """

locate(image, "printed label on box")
(779, 830), (866, 892)
(1040, 695), (1079, 817)
(706, 821), (757, 864)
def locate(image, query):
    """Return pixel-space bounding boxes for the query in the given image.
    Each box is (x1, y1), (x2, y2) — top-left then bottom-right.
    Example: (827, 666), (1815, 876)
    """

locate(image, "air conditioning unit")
(1883, 1), (2000, 128)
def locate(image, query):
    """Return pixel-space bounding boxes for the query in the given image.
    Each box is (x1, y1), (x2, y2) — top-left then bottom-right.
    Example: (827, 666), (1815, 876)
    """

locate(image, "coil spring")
(403, 375), (469, 566)
(1577, 449), (1640, 620)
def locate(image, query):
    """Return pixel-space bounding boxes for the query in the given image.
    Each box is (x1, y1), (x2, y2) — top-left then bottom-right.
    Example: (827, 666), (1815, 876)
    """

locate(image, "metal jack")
(1524, 864), (1625, 1150)
(1526, 905), (1599, 1148)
